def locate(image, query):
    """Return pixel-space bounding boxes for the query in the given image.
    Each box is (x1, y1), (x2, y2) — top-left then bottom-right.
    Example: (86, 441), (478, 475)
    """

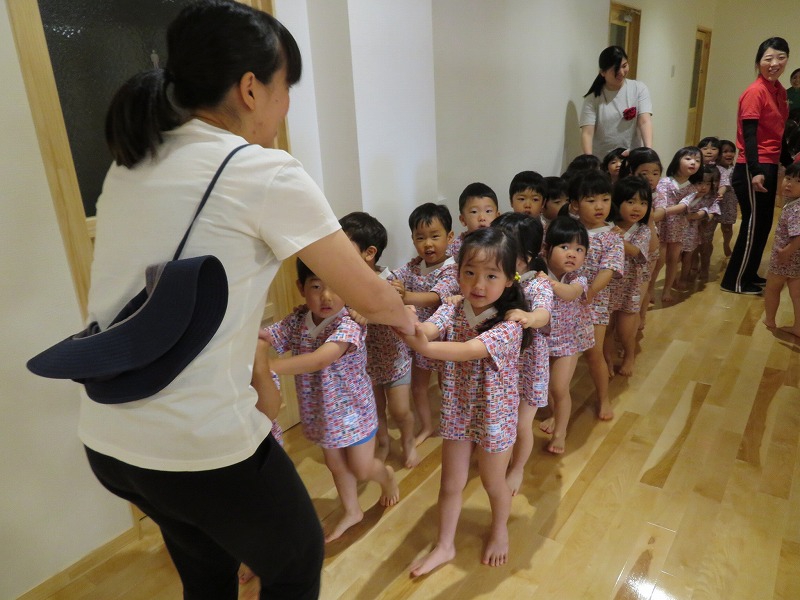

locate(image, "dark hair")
(601, 148), (627, 173)
(491, 212), (546, 272)
(567, 169), (613, 202)
(619, 147), (662, 179)
(755, 37), (789, 65)
(698, 164), (720, 192)
(458, 182), (499, 213)
(697, 136), (721, 150)
(612, 176), (652, 224)
(509, 171), (546, 199)
(585, 46), (628, 97)
(339, 211), (388, 262)
(719, 139), (736, 153)
(791, 68), (800, 79)
(785, 161), (800, 179)
(457, 228), (532, 350)
(106, 0), (302, 167)
(296, 257), (314, 285)
(543, 176), (568, 202)
(408, 202), (453, 233)
(544, 215), (590, 255)
(563, 154), (603, 182)
(666, 146), (704, 184)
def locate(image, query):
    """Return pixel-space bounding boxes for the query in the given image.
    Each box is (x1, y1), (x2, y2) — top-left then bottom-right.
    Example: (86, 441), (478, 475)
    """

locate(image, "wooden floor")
(31, 229), (800, 600)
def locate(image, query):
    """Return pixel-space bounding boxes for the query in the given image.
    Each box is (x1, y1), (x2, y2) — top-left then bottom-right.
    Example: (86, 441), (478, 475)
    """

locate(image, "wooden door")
(686, 28), (712, 145)
(609, 3), (641, 79)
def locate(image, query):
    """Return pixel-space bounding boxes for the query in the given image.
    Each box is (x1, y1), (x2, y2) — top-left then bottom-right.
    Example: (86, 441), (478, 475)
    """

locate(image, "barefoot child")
(569, 170), (624, 420)
(653, 147), (703, 302)
(604, 177), (651, 376)
(391, 203), (458, 446)
(448, 182), (500, 258)
(683, 165), (720, 285)
(403, 228), (531, 575)
(339, 212), (418, 468)
(538, 216), (593, 454)
(492, 213), (553, 494)
(764, 162), (800, 336)
(261, 259), (400, 543)
(717, 140), (739, 258)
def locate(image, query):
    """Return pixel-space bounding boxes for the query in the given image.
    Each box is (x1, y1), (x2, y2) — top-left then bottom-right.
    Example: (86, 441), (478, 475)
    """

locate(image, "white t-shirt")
(79, 120), (340, 471)
(579, 78), (653, 159)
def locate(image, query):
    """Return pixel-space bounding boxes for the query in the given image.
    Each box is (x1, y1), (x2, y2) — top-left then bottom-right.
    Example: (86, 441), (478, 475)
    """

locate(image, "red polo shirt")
(736, 74), (788, 165)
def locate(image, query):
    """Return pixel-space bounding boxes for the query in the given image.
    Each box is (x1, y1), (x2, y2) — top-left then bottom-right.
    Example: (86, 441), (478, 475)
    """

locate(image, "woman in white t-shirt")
(81, 2), (414, 598)
(580, 46), (653, 159)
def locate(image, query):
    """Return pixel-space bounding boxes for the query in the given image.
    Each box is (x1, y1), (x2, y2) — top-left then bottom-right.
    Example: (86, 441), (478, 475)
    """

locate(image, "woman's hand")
(752, 173), (768, 193)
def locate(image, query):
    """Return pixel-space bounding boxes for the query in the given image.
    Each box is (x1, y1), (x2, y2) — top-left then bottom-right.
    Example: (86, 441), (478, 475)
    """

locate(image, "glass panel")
(689, 38), (702, 110)
(37, 1), (195, 217)
(609, 23), (627, 50)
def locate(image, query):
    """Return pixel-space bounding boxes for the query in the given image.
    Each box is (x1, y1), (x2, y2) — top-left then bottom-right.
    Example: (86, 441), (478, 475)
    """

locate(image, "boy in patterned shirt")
(339, 212), (419, 468)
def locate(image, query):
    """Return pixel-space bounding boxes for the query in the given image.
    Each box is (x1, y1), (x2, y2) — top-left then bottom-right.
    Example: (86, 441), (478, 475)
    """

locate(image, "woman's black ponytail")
(584, 45), (628, 98)
(105, 68), (181, 168)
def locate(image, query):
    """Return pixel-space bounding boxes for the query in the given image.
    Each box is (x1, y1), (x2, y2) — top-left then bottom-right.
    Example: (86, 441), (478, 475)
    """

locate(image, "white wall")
(703, 0), (800, 143)
(0, 4), (132, 599)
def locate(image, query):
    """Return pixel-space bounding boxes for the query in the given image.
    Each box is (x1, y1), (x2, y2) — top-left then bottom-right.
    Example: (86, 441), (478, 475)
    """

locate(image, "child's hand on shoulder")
(611, 225), (624, 236)
(582, 290), (596, 306)
(390, 279), (406, 298)
(258, 327), (273, 344)
(505, 308), (530, 328)
(442, 294), (463, 306)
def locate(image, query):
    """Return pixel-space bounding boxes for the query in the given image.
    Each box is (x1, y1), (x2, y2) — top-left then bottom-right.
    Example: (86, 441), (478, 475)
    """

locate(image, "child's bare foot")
(410, 543), (456, 577)
(698, 270), (709, 282)
(238, 564), (255, 585)
(597, 398), (614, 421)
(506, 468), (524, 496)
(672, 281), (688, 292)
(606, 361), (616, 378)
(403, 443), (420, 469)
(482, 528), (509, 567)
(325, 509), (364, 543)
(763, 319), (777, 329)
(779, 325), (800, 338)
(661, 293), (674, 303)
(618, 356), (635, 377)
(724, 244), (732, 257)
(414, 427), (435, 447)
(375, 439), (390, 463)
(539, 416), (555, 434)
(380, 466), (400, 506)
(546, 433), (566, 455)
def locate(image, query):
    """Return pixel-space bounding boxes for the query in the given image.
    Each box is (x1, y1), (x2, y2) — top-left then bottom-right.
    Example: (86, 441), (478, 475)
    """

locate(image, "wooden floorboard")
(23, 222), (800, 600)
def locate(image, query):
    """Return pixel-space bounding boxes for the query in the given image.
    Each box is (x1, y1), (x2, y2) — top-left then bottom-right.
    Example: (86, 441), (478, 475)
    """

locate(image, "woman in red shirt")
(722, 37), (792, 294)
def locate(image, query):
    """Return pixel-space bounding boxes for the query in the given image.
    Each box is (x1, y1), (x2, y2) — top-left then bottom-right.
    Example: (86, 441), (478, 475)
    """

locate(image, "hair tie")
(514, 272), (521, 282)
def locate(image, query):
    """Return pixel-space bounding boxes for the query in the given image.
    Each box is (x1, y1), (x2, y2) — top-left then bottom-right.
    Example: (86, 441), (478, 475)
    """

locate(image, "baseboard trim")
(17, 526), (139, 600)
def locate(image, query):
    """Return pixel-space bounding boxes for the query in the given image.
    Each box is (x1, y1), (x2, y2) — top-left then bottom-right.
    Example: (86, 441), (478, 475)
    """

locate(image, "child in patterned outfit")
(604, 177), (651, 377)
(538, 216), (593, 454)
(261, 259), (400, 543)
(509, 171), (546, 218)
(569, 170), (624, 421)
(391, 203), (459, 446)
(683, 165), (721, 285)
(653, 146), (703, 303)
(402, 228), (531, 576)
(339, 212), (418, 469)
(619, 147), (662, 330)
(602, 147), (627, 185)
(541, 176), (569, 234)
(764, 163), (800, 337)
(448, 182), (500, 258)
(492, 213), (553, 495)
(695, 137), (728, 279)
(717, 140), (739, 257)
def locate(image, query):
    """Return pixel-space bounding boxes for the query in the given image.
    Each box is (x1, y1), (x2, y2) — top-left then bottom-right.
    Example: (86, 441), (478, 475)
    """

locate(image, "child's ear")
(363, 245), (378, 262)
(459, 214), (466, 227)
(295, 279), (305, 297)
(447, 230), (455, 243)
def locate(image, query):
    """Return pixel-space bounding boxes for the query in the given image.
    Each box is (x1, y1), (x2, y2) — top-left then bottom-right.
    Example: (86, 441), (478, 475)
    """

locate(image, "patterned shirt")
(265, 306), (377, 448)
(769, 197), (800, 278)
(427, 302), (522, 453)
(576, 225), (625, 326)
(519, 273), (553, 408)
(366, 267), (412, 384)
(655, 177), (696, 244)
(608, 222), (650, 313)
(547, 271), (594, 356)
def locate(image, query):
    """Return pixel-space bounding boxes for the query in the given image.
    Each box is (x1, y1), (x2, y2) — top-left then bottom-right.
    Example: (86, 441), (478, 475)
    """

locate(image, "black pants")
(86, 435), (323, 600)
(721, 162), (779, 291)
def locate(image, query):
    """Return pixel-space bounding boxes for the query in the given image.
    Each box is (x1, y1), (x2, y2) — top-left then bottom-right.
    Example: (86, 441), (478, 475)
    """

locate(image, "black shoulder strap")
(172, 143), (252, 261)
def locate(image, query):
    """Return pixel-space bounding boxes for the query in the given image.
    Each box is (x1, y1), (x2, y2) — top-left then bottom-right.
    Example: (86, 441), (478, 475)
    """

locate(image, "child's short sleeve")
(325, 315), (365, 351)
(788, 202), (800, 238)
(525, 278), (554, 313)
(426, 302), (456, 339)
(601, 232), (625, 277)
(431, 263), (460, 299)
(264, 308), (304, 355)
(630, 225), (651, 265)
(478, 321), (523, 372)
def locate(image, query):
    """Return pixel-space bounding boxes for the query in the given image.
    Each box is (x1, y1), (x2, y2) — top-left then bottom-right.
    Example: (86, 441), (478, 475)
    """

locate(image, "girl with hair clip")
(653, 146), (703, 302)
(580, 45), (653, 158)
(602, 147), (627, 185)
(618, 147), (663, 329)
(568, 171), (624, 421)
(401, 228), (532, 576)
(683, 165), (721, 285)
(604, 177), (651, 377)
(491, 213), (553, 495)
(538, 216), (593, 454)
